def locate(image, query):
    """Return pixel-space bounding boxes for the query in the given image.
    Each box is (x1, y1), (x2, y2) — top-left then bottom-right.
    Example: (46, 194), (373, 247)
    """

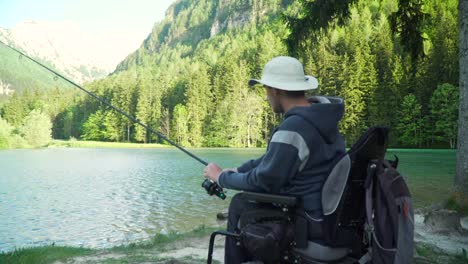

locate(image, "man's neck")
(281, 97), (311, 113)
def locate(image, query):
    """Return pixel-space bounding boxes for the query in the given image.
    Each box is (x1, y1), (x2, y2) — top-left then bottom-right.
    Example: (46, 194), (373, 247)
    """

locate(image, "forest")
(0, 0), (460, 149)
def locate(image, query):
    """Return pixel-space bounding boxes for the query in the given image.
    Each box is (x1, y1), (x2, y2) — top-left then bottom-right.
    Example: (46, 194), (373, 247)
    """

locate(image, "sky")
(0, 0), (177, 67)
(0, 0), (176, 36)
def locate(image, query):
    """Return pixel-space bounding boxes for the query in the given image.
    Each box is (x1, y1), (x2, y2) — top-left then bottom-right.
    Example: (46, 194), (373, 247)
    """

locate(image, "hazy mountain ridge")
(0, 20), (111, 86)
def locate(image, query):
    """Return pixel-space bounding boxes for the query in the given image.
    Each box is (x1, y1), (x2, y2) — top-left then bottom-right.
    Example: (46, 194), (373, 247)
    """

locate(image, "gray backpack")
(360, 159), (415, 264)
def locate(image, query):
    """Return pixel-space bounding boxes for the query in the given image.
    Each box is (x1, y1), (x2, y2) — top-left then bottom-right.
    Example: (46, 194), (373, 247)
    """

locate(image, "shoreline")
(0, 226), (223, 264)
(1, 204), (467, 264)
(46, 140), (461, 151)
(0, 138), (458, 151)
(48, 139), (170, 149)
(1, 224), (467, 264)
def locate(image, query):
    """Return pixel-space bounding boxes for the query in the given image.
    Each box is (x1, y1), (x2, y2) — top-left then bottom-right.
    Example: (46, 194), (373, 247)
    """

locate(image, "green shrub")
(0, 116), (13, 149)
(20, 110), (52, 147)
(9, 134), (29, 148)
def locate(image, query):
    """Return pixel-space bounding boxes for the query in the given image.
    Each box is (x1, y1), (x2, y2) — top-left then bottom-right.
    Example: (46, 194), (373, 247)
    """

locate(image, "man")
(204, 56), (346, 263)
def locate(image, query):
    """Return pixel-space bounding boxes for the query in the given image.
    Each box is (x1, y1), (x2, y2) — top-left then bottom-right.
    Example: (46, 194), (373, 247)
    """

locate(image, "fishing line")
(0, 40), (227, 199)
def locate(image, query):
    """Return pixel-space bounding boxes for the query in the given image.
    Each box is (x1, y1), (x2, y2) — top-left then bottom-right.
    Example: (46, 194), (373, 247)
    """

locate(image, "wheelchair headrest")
(348, 127), (389, 159)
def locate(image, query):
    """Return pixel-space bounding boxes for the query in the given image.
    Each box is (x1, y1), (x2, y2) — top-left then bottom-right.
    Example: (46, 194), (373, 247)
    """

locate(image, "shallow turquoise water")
(0, 147), (456, 252)
(0, 147), (263, 252)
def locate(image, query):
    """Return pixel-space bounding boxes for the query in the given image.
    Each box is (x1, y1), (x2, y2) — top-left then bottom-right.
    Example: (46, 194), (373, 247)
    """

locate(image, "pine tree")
(103, 111), (121, 142)
(243, 91), (264, 147)
(1, 92), (27, 127)
(204, 100), (230, 147)
(397, 94), (424, 147)
(160, 107), (171, 143)
(81, 110), (106, 141)
(368, 16), (399, 129)
(185, 63), (212, 147)
(135, 70), (162, 143)
(430, 83), (459, 148)
(172, 103), (190, 146)
(112, 72), (139, 142)
(223, 60), (251, 147)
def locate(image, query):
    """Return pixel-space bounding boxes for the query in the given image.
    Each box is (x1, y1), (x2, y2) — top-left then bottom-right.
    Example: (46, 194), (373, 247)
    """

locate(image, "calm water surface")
(0, 147), (263, 252)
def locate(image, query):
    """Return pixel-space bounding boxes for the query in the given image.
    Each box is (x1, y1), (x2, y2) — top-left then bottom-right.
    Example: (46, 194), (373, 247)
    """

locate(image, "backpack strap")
(359, 252), (372, 264)
(365, 163), (376, 234)
(360, 160), (379, 263)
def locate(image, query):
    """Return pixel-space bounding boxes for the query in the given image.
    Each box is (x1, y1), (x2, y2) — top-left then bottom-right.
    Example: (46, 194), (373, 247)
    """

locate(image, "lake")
(0, 147), (455, 252)
(0, 147), (263, 252)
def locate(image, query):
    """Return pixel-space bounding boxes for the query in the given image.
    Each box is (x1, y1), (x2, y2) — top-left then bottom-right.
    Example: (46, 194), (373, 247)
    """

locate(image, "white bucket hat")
(248, 56), (318, 91)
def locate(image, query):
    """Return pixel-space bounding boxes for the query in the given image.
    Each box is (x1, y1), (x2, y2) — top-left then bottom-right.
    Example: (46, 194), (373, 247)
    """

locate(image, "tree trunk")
(455, 0), (468, 203)
(127, 124), (130, 142)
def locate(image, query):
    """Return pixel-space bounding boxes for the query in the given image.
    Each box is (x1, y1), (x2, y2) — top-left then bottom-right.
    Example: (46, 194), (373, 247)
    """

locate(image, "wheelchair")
(207, 127), (389, 264)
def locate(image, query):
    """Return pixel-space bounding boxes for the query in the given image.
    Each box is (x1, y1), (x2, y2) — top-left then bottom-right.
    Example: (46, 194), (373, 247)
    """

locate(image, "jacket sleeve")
(237, 155), (265, 173)
(219, 130), (310, 193)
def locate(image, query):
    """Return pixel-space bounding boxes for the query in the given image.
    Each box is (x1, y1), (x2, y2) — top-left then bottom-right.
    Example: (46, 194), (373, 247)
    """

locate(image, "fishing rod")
(0, 40), (226, 200)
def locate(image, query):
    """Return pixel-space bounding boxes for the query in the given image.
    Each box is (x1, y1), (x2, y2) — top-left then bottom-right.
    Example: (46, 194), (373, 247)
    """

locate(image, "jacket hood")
(284, 96), (344, 144)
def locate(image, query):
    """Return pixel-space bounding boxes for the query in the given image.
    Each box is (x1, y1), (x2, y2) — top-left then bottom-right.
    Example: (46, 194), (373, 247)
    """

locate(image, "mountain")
(0, 38), (66, 102)
(67, 0), (295, 145)
(0, 20), (138, 100)
(0, 21), (111, 82)
(115, 0), (292, 72)
(0, 0), (459, 149)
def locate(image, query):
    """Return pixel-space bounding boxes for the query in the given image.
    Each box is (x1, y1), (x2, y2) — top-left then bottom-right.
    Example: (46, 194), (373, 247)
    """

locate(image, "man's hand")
(203, 163), (223, 182)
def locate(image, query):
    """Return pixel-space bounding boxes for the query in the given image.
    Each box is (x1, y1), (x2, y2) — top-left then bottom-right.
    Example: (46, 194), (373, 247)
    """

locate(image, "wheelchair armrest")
(242, 191), (298, 207)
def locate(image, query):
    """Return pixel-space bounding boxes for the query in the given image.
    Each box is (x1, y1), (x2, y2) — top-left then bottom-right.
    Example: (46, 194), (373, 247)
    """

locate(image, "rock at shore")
(424, 209), (462, 232)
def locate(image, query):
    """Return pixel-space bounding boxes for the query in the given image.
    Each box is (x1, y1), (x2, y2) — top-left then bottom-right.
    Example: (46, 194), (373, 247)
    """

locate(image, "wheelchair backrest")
(322, 154), (351, 216)
(321, 127), (389, 252)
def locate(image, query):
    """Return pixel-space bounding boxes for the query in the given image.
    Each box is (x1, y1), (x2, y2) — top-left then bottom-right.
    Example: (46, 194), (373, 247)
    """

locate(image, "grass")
(2, 231), (464, 264)
(0, 246), (93, 264)
(1, 139), (170, 150)
(48, 139), (169, 149)
(444, 194), (468, 216)
(97, 256), (209, 264)
(415, 243), (468, 264)
(109, 225), (216, 252)
(0, 225), (217, 264)
(386, 149), (456, 208)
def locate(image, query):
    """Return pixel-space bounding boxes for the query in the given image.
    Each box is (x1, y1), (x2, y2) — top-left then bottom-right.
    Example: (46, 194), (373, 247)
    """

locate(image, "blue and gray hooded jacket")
(218, 96), (346, 218)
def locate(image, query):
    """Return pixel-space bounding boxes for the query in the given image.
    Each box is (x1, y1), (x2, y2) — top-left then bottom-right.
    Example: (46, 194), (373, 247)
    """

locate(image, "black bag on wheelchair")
(240, 220), (294, 263)
(238, 209), (295, 263)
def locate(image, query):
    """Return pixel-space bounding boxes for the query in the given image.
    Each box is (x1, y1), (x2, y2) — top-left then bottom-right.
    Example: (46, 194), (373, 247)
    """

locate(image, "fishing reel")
(202, 179), (226, 200)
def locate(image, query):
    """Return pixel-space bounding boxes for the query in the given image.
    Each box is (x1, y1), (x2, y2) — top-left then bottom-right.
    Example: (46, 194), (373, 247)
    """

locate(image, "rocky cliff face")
(0, 80), (14, 96)
(209, 0), (287, 36)
(115, 0), (291, 72)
